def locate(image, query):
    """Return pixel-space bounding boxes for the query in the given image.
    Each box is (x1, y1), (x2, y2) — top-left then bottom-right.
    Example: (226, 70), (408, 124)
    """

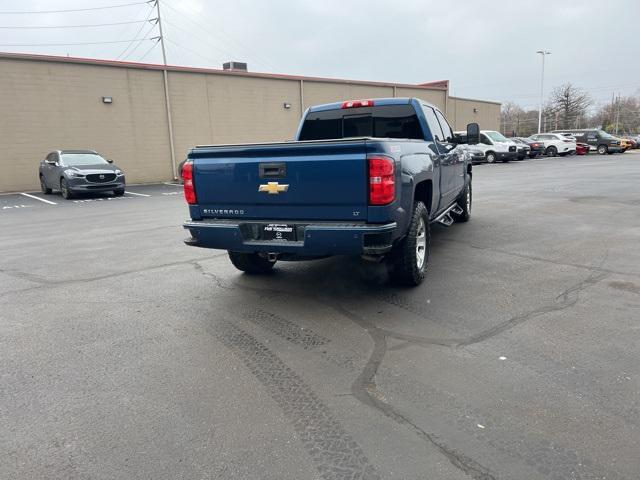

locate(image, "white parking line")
(20, 192), (57, 205)
(124, 191), (151, 197)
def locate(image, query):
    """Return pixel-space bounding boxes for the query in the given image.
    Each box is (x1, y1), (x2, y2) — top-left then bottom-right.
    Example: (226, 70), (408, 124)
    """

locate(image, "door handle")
(259, 162), (287, 178)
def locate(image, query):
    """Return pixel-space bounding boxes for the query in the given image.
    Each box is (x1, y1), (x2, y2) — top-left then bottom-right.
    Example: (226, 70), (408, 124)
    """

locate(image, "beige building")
(0, 52), (500, 193)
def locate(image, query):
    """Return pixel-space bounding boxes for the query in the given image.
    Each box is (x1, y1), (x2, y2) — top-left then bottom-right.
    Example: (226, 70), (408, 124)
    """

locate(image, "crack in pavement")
(190, 258), (613, 479)
(331, 303), (497, 480)
(193, 262), (497, 479)
(0, 254), (226, 299)
(439, 237), (638, 279)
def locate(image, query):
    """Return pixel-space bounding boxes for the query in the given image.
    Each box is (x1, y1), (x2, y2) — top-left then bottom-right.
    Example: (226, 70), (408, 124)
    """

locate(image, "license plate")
(263, 224), (296, 242)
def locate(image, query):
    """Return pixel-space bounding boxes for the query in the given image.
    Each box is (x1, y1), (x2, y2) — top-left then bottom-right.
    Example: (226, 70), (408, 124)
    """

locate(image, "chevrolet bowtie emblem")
(258, 182), (289, 194)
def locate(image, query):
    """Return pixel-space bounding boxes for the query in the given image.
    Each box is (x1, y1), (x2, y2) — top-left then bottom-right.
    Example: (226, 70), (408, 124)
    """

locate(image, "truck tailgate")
(190, 139), (369, 221)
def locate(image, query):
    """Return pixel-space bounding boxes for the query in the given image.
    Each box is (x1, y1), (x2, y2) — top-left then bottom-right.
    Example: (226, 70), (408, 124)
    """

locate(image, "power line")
(162, 0), (277, 71)
(0, 37), (156, 47)
(163, 19), (229, 61)
(117, 4), (157, 59)
(164, 37), (221, 66)
(121, 23), (158, 60)
(0, 1), (151, 15)
(0, 20), (150, 29)
(137, 38), (160, 62)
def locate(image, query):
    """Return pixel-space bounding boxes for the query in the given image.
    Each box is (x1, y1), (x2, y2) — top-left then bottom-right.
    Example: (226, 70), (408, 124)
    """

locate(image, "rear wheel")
(387, 201), (430, 286)
(60, 178), (73, 199)
(40, 175), (52, 194)
(228, 251), (276, 274)
(546, 146), (558, 156)
(485, 152), (496, 164)
(597, 144), (608, 155)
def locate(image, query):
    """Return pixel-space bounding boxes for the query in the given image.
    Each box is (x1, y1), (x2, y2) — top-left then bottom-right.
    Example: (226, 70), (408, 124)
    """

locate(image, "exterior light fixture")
(473, 108), (478, 113)
(283, 102), (291, 109)
(102, 96), (113, 104)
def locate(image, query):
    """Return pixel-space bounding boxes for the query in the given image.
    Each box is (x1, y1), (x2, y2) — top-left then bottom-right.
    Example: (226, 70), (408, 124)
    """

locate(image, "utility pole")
(536, 50), (551, 134)
(156, 0), (178, 180)
(615, 94), (620, 135)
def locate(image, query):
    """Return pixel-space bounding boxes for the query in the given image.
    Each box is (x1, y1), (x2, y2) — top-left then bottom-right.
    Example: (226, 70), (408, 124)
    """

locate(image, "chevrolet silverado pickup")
(183, 98), (479, 285)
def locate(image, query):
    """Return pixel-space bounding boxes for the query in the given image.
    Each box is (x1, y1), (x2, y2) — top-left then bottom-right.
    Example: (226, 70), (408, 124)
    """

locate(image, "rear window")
(299, 104), (424, 141)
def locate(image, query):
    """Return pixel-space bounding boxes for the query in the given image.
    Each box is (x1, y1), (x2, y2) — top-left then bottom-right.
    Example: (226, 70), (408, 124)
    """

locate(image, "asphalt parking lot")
(1, 153), (640, 480)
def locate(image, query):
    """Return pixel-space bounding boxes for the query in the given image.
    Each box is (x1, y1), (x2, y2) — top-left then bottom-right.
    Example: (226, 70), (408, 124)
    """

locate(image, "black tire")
(485, 152), (496, 164)
(387, 201), (430, 286)
(228, 251), (276, 274)
(60, 178), (73, 199)
(40, 175), (52, 194)
(113, 188), (125, 196)
(453, 179), (472, 223)
(546, 146), (558, 157)
(597, 144), (608, 155)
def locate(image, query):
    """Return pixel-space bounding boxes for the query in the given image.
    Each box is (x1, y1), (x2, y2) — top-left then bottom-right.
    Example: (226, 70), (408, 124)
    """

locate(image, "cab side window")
(423, 106), (446, 143)
(481, 134), (492, 145)
(434, 110), (453, 142)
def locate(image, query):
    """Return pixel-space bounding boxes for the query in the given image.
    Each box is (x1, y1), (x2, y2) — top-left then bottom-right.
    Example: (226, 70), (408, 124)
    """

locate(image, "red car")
(576, 143), (590, 155)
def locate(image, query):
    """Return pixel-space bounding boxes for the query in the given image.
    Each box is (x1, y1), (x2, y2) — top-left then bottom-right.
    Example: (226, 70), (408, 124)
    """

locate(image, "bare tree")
(548, 83), (592, 129)
(590, 95), (640, 134)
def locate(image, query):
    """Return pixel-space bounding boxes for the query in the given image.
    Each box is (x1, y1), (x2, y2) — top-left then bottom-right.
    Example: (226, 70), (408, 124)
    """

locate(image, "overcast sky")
(1, 0), (638, 109)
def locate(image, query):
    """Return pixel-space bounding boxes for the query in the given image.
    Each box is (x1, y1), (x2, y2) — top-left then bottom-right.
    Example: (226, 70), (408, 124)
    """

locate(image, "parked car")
(454, 129), (517, 163)
(451, 134), (485, 163)
(514, 137), (544, 158)
(551, 129), (624, 154)
(529, 133), (576, 156)
(628, 138), (638, 149)
(510, 138), (532, 160)
(183, 97), (480, 286)
(617, 137), (632, 151)
(39, 150), (125, 199)
(468, 146), (486, 164)
(576, 143), (590, 155)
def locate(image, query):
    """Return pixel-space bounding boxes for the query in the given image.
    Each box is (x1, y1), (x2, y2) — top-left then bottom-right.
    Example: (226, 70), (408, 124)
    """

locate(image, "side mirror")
(466, 123), (480, 145)
(107, 158), (114, 163)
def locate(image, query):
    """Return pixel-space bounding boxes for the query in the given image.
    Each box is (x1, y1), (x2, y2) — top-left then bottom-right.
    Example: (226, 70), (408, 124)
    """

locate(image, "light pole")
(536, 50), (551, 134)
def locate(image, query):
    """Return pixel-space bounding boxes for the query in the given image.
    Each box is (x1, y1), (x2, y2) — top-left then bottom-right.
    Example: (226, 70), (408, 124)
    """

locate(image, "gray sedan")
(39, 150), (126, 199)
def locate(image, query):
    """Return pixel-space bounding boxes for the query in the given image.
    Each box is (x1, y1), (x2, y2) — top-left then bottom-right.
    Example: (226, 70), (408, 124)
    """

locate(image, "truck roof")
(308, 97), (436, 113)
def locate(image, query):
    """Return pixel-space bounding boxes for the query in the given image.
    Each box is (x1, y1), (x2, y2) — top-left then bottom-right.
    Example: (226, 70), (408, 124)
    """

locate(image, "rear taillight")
(183, 160), (197, 204)
(369, 156), (395, 205)
(563, 139), (573, 143)
(342, 99), (375, 109)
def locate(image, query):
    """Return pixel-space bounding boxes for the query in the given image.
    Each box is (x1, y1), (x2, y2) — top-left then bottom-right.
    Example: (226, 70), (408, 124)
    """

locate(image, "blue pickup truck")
(183, 98), (479, 285)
